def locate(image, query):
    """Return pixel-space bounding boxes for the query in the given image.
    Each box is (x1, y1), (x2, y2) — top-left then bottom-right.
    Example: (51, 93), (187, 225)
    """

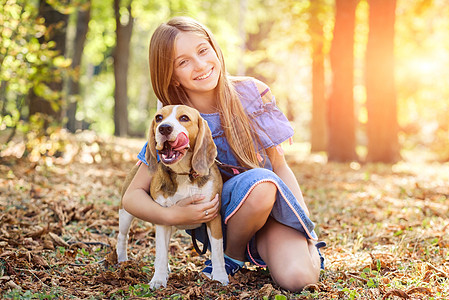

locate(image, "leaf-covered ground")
(1, 131), (448, 299)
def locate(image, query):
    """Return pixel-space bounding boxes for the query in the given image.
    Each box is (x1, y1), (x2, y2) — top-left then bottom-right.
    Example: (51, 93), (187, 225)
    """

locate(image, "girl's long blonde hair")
(149, 16), (260, 169)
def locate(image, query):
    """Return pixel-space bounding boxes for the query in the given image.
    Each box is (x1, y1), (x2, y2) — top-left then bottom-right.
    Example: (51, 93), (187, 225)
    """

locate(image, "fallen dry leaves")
(1, 131), (448, 299)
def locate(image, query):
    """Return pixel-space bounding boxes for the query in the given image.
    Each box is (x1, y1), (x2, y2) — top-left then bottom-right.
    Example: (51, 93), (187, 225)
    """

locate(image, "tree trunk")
(327, 0), (359, 162)
(309, 0), (327, 152)
(29, 0), (69, 122)
(365, 0), (399, 163)
(113, 0), (133, 137)
(66, 3), (91, 132)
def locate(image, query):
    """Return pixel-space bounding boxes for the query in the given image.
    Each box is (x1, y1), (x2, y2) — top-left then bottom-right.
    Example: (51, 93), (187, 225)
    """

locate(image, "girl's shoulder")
(230, 76), (294, 149)
(230, 76), (273, 105)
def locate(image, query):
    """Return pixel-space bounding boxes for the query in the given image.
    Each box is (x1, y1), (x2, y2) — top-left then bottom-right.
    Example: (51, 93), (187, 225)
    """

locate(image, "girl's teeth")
(196, 69), (212, 80)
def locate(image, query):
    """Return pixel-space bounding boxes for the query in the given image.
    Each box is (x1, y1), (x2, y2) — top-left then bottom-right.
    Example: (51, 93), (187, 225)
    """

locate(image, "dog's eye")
(155, 114), (163, 122)
(179, 115), (190, 122)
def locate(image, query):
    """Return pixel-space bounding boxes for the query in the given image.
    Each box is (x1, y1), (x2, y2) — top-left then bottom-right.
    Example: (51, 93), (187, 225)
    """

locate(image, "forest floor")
(0, 130), (448, 299)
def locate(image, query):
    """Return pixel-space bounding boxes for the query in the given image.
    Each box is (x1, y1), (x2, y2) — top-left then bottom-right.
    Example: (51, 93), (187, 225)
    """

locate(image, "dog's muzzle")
(158, 130), (190, 165)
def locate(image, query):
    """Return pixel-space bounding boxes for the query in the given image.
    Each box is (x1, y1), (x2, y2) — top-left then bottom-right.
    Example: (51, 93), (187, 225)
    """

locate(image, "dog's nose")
(159, 124), (173, 136)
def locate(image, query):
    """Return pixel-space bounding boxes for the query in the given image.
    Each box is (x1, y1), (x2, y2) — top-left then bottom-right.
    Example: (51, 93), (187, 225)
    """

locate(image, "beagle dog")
(116, 105), (228, 289)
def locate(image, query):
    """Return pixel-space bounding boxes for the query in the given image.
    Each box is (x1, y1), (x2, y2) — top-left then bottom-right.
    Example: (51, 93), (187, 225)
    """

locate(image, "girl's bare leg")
(224, 182), (277, 261)
(256, 217), (321, 291)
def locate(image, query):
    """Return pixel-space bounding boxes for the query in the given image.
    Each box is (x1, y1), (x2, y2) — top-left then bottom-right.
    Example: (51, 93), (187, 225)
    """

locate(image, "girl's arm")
(265, 146), (310, 217)
(122, 163), (220, 225)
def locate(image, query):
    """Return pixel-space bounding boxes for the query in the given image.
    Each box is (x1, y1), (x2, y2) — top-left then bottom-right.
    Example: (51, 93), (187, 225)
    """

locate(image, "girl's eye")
(179, 115), (190, 122)
(155, 114), (163, 122)
(178, 59), (188, 66)
(199, 47), (208, 55)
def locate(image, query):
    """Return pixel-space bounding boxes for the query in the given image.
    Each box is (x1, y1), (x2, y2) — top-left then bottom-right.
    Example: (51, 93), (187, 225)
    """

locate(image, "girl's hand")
(167, 194), (220, 226)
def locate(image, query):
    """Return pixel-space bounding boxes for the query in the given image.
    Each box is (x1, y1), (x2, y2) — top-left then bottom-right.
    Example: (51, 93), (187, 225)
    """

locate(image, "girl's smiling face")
(172, 32), (221, 100)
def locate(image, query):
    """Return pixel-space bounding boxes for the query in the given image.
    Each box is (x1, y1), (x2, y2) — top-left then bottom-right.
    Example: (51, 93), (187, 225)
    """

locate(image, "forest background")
(1, 0), (449, 299)
(1, 0), (448, 163)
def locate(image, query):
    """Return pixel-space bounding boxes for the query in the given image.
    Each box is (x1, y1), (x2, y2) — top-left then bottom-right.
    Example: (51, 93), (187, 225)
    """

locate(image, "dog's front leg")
(207, 216), (229, 285)
(149, 224), (173, 289)
(116, 209), (134, 262)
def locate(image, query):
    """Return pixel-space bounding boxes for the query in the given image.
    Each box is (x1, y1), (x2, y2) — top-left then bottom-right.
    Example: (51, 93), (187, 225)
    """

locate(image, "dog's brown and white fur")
(116, 105), (227, 289)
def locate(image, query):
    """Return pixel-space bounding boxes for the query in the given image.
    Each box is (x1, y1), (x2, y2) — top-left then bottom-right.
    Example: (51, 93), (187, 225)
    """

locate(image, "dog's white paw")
(149, 274), (168, 289)
(116, 252), (128, 263)
(116, 237), (129, 263)
(212, 271), (229, 286)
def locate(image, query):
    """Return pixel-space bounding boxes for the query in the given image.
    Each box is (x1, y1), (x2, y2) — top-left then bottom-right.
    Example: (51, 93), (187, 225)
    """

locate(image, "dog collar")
(165, 166), (200, 180)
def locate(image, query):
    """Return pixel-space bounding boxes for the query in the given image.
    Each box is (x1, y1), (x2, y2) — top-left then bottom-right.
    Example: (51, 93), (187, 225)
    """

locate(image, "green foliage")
(128, 284), (154, 297)
(3, 287), (68, 300)
(0, 0), (71, 137)
(79, 72), (115, 134)
(0, 0), (40, 128)
(84, 0), (115, 66)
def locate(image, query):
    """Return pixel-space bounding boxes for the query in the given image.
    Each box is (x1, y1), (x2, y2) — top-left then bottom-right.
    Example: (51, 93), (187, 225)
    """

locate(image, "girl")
(122, 16), (325, 291)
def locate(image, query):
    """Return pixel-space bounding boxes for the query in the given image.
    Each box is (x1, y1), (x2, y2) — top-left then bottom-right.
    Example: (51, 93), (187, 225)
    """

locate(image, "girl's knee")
(245, 181), (277, 211)
(272, 265), (320, 292)
(266, 238), (322, 292)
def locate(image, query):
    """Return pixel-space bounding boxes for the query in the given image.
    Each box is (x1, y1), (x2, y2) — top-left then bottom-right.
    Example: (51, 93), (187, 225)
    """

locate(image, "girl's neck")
(187, 90), (218, 114)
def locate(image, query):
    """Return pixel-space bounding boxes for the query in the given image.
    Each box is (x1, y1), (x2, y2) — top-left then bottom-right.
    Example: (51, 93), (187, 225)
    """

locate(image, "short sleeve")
(137, 142), (149, 165)
(235, 79), (294, 149)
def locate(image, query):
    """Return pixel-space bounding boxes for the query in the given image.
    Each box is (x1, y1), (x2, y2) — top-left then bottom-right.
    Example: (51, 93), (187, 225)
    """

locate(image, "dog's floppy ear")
(145, 118), (158, 175)
(192, 116), (217, 177)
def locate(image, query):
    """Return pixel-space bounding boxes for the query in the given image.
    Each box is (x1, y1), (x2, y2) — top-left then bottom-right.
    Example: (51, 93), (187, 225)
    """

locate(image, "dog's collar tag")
(189, 170), (200, 179)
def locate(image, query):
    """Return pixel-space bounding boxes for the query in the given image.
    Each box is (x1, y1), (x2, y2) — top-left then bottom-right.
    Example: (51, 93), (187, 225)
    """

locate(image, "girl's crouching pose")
(122, 16), (325, 291)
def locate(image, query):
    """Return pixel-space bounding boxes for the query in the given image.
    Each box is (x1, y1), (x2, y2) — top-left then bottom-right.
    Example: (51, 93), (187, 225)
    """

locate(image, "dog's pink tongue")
(169, 132), (189, 151)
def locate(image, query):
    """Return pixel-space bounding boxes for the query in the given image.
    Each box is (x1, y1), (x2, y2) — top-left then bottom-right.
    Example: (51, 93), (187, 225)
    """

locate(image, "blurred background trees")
(1, 0), (448, 163)
(327, 0), (359, 162)
(365, 0), (398, 163)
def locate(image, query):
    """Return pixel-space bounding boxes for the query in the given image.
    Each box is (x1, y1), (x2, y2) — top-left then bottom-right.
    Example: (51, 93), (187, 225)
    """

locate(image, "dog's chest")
(154, 177), (215, 207)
